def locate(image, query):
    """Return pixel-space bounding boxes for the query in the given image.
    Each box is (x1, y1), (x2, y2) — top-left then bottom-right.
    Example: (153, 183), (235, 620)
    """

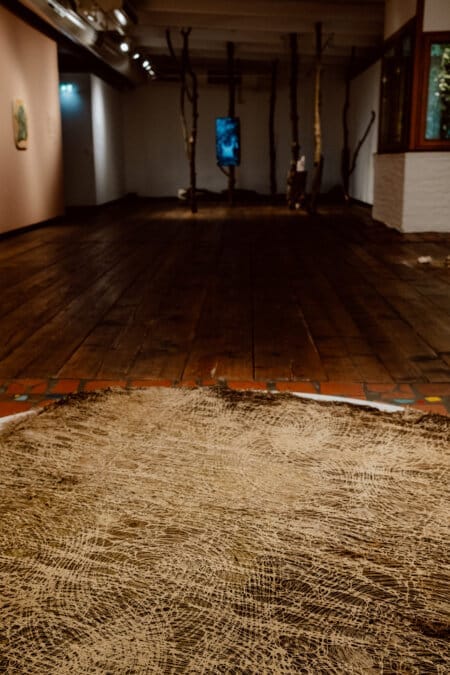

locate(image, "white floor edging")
(0, 409), (38, 431)
(0, 392), (406, 432)
(290, 392), (405, 413)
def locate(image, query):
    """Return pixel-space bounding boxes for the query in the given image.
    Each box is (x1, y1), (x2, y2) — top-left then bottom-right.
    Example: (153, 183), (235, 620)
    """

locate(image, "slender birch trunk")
(269, 59), (278, 200)
(310, 22), (323, 214)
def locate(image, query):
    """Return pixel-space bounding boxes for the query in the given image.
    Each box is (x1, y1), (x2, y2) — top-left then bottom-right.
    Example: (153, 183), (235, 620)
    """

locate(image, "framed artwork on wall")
(424, 41), (450, 141)
(12, 99), (28, 150)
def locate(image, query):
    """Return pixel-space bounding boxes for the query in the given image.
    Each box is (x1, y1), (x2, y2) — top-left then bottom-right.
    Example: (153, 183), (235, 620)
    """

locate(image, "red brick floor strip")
(0, 379), (449, 419)
(83, 380), (127, 392)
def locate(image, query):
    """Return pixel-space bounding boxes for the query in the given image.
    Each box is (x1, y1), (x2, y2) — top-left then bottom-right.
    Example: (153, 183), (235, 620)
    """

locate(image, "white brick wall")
(372, 153), (405, 230)
(373, 153), (450, 233)
(403, 153), (450, 233)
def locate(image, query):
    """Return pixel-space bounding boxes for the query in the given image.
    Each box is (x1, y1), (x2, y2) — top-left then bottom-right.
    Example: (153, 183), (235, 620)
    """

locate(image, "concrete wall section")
(235, 85), (277, 195)
(59, 73), (96, 206)
(0, 5), (63, 234)
(423, 0), (450, 32)
(123, 68), (345, 198)
(384, 0), (417, 39)
(321, 67), (346, 194)
(403, 153), (450, 233)
(348, 60), (381, 204)
(124, 82), (187, 198)
(372, 153), (405, 230)
(91, 75), (125, 205)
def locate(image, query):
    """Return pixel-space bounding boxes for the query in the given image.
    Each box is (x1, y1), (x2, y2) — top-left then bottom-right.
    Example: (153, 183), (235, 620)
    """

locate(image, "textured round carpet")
(0, 387), (449, 674)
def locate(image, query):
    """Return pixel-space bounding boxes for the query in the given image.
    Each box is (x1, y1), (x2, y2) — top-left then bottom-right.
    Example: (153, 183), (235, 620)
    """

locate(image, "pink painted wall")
(0, 5), (64, 234)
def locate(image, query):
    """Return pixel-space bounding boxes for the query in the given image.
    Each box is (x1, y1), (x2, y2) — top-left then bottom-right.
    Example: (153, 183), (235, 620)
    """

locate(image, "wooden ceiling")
(16, 0), (386, 83)
(130, 0), (385, 73)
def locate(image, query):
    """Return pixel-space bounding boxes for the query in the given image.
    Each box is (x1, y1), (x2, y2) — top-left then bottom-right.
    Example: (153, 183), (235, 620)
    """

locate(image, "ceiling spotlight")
(120, 41), (130, 53)
(60, 82), (75, 94)
(47, 0), (66, 19)
(132, 52), (140, 60)
(142, 59), (150, 68)
(87, 13), (95, 23)
(113, 9), (128, 27)
(149, 69), (155, 76)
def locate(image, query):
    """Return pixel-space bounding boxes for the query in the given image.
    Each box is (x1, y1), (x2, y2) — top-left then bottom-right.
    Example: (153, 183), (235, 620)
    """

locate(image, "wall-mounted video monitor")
(215, 117), (240, 167)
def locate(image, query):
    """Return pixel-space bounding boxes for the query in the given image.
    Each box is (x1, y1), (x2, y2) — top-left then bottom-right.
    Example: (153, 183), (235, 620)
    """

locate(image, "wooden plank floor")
(1, 200), (450, 384)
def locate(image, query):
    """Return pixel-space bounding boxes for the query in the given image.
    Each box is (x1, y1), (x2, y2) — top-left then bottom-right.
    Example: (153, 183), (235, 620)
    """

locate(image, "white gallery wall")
(0, 5), (63, 234)
(60, 73), (125, 206)
(348, 60), (381, 205)
(91, 75), (125, 205)
(59, 73), (96, 206)
(123, 65), (346, 198)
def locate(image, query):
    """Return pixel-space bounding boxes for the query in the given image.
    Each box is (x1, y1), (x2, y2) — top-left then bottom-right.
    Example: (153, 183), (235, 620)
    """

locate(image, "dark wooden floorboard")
(252, 213), (326, 381)
(128, 216), (223, 380)
(340, 243), (450, 381)
(1, 201), (449, 384)
(59, 218), (184, 379)
(183, 213), (254, 381)
(284, 220), (392, 382)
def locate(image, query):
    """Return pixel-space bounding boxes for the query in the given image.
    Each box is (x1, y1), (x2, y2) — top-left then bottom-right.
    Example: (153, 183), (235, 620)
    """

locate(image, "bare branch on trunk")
(349, 110), (376, 176)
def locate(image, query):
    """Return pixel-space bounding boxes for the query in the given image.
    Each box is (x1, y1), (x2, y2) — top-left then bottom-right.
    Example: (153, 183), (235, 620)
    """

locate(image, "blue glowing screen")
(215, 117), (240, 166)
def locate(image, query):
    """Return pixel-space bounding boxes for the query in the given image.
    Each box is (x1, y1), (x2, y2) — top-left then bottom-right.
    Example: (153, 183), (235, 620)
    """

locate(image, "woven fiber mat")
(0, 387), (449, 674)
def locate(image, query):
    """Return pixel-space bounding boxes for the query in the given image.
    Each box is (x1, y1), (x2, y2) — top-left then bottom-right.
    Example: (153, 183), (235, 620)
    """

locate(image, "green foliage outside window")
(425, 43), (450, 140)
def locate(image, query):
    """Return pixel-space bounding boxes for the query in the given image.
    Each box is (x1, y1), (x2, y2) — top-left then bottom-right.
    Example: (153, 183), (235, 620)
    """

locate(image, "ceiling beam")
(132, 26), (381, 48)
(135, 0), (384, 22)
(134, 11), (383, 36)
(134, 38), (379, 58)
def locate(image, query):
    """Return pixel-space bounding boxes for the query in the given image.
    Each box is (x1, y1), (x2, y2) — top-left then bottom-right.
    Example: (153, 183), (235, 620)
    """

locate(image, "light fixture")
(47, 0), (66, 19)
(120, 41), (130, 53)
(132, 52), (140, 60)
(142, 59), (150, 68)
(65, 10), (87, 31)
(60, 83), (75, 94)
(113, 9), (128, 27)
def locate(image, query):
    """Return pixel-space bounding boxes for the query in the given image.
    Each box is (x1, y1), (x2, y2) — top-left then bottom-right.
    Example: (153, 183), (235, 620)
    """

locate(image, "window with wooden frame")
(378, 21), (415, 153)
(378, 20), (416, 153)
(413, 32), (450, 149)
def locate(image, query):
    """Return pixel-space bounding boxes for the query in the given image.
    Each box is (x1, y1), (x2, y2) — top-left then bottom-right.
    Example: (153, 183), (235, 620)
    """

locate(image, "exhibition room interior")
(1, 0), (450, 414)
